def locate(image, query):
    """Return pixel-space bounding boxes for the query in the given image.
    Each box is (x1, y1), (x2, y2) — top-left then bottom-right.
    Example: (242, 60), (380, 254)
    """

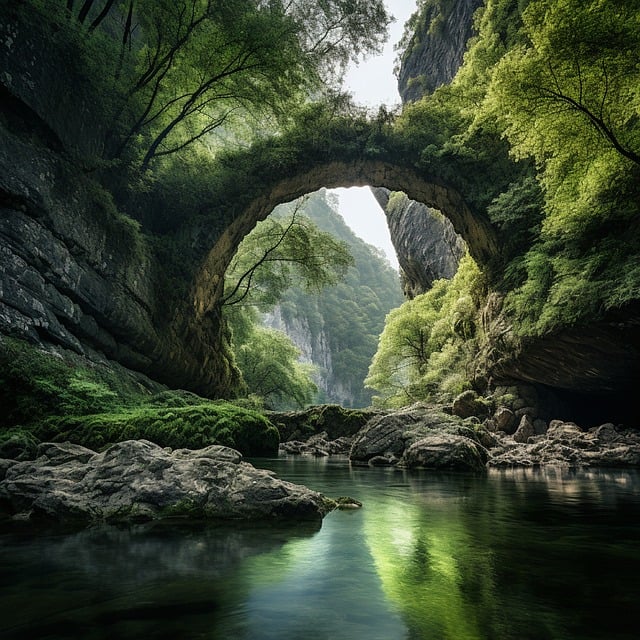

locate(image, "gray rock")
(474, 427), (499, 449)
(494, 406), (516, 433)
(397, 0), (483, 102)
(487, 421), (640, 468)
(513, 415), (535, 443)
(0, 440), (334, 525)
(515, 406), (537, 420)
(0, 459), (17, 480)
(400, 434), (488, 471)
(452, 390), (490, 419)
(349, 405), (488, 472)
(372, 189), (465, 298)
(368, 455), (399, 467)
(279, 432), (353, 456)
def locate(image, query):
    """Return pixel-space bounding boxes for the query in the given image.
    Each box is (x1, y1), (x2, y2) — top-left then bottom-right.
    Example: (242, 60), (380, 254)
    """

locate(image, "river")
(1, 456), (639, 639)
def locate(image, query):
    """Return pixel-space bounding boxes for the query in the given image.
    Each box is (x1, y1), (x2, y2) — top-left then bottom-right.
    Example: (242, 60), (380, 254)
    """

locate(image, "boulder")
(401, 434), (488, 472)
(452, 391), (490, 419)
(0, 440), (335, 526)
(513, 415), (535, 443)
(533, 419), (548, 435)
(494, 407), (516, 434)
(349, 405), (488, 471)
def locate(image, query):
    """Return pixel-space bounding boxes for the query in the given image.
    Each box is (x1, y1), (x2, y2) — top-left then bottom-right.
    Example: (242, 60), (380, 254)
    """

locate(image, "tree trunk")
(78, 0), (96, 25)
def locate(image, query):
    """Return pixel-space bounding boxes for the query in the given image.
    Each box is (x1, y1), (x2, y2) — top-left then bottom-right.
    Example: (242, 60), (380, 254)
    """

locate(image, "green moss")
(0, 338), (151, 427)
(0, 427), (39, 461)
(271, 404), (374, 441)
(35, 402), (279, 456)
(0, 339), (279, 458)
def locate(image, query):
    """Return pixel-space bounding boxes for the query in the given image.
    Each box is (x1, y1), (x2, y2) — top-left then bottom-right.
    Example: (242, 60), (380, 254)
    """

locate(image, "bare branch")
(88, 0), (117, 33)
(222, 200), (308, 307)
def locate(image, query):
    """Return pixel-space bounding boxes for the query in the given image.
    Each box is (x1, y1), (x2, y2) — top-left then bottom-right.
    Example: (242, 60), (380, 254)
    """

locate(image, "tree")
(222, 197), (354, 309)
(222, 195), (353, 407)
(366, 254), (483, 407)
(235, 325), (317, 409)
(483, 0), (640, 333)
(53, 0), (392, 168)
(489, 0), (640, 184)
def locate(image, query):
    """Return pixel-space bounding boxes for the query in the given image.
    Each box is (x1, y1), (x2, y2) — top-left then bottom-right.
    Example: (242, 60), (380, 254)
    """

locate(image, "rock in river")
(349, 405), (489, 472)
(0, 440), (335, 525)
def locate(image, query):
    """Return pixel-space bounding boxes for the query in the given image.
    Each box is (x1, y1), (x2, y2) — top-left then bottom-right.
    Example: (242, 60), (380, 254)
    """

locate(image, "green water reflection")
(362, 483), (498, 639)
(1, 459), (639, 639)
(256, 459), (640, 640)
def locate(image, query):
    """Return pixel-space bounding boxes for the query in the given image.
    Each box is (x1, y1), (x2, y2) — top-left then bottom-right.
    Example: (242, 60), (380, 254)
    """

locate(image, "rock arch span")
(191, 158), (499, 324)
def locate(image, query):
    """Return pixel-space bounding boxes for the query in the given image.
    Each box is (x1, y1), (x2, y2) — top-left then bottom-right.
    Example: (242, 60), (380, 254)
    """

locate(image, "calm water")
(1, 456), (639, 640)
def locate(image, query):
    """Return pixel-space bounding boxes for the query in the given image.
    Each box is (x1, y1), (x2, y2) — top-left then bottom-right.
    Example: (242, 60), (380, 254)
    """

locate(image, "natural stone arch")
(192, 158), (499, 321)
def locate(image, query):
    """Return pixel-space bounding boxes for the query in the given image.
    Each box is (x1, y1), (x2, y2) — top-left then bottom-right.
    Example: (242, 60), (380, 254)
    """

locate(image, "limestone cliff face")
(372, 188), (465, 298)
(383, 0), (478, 296)
(264, 306), (357, 407)
(0, 7), (234, 397)
(397, 0), (483, 102)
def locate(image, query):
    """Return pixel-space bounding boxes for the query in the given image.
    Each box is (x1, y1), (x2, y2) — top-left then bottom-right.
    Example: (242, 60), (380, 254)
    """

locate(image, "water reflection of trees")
(361, 470), (640, 640)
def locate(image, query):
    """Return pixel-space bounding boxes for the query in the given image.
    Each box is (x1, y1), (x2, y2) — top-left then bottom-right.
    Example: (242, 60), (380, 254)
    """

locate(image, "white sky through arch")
(331, 0), (418, 272)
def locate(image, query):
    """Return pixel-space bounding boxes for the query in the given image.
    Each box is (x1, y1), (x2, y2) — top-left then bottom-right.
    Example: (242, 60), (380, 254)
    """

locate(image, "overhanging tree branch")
(537, 83), (640, 166)
(222, 201), (304, 307)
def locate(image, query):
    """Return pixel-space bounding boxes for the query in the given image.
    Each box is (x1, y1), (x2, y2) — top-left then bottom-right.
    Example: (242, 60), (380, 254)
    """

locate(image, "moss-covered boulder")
(269, 404), (382, 442)
(35, 401), (279, 457)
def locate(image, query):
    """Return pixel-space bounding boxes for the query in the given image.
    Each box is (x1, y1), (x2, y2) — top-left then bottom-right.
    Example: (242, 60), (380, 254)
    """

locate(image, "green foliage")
(223, 198), (354, 308)
(481, 0), (640, 333)
(365, 254), (484, 407)
(0, 338), (146, 426)
(223, 190), (402, 409)
(234, 326), (318, 410)
(393, 0), (640, 340)
(265, 190), (404, 407)
(0, 338), (279, 456)
(0, 427), (40, 461)
(33, 0), (391, 170)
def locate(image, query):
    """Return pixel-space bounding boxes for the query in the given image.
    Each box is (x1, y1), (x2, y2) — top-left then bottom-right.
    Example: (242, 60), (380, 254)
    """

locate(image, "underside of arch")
(192, 159), (499, 320)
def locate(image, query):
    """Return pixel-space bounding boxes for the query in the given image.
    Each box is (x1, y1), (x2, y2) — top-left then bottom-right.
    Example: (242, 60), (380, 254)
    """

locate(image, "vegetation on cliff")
(399, 0), (640, 336)
(273, 191), (404, 407)
(2, 0), (639, 414)
(365, 0), (639, 403)
(366, 254), (484, 407)
(26, 0), (391, 171)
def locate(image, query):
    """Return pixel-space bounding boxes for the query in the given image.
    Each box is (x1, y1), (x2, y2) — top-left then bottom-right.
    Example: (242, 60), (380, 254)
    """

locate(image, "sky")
(331, 0), (418, 271)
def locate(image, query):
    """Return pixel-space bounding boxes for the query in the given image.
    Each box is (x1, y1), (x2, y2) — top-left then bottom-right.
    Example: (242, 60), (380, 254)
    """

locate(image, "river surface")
(1, 456), (639, 639)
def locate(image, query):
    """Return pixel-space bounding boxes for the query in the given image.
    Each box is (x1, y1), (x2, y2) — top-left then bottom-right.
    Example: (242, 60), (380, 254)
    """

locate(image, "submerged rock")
(0, 440), (335, 526)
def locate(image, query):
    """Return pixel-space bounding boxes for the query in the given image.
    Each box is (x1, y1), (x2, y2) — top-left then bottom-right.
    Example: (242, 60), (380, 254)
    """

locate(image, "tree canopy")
(47, 0), (393, 169)
(365, 254), (483, 407)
